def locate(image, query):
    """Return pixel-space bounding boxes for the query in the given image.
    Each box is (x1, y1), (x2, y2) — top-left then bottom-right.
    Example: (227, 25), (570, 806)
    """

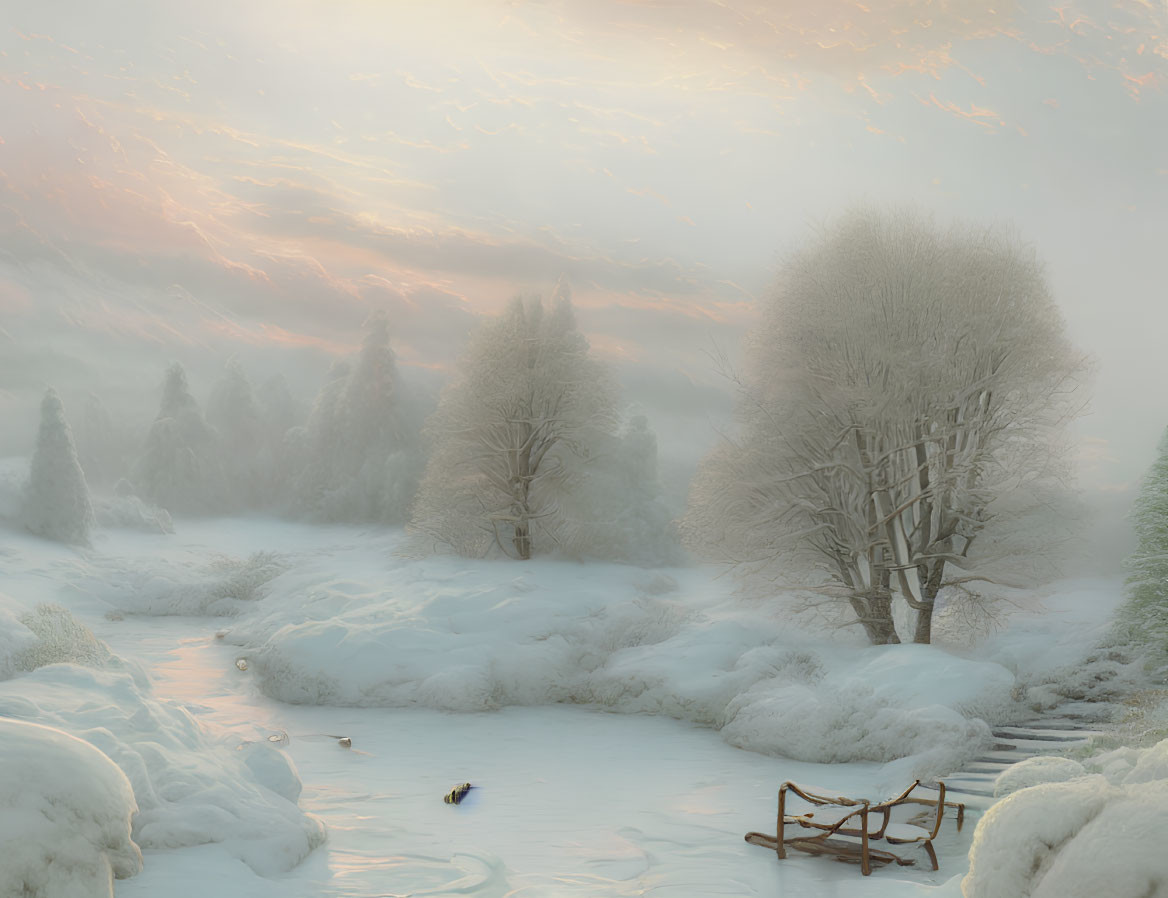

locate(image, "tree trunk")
(513, 520), (532, 560)
(849, 593), (901, 645)
(912, 601), (933, 644)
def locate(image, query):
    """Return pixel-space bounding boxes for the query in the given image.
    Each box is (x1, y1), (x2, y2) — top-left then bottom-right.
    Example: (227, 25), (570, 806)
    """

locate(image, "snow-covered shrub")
(114, 552), (288, 616)
(133, 363), (221, 515)
(0, 718), (142, 898)
(13, 603), (114, 672)
(21, 388), (95, 545)
(965, 741), (1168, 898)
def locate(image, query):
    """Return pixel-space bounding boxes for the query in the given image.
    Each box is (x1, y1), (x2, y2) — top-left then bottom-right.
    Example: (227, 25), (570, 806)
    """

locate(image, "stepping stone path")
(924, 715), (1105, 808)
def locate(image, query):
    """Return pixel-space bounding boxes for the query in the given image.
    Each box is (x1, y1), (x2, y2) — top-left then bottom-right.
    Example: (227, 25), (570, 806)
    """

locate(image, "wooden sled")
(745, 780), (965, 876)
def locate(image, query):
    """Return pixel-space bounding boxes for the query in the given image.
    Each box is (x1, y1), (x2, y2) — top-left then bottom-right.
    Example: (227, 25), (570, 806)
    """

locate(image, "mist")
(1, 3), (1167, 897)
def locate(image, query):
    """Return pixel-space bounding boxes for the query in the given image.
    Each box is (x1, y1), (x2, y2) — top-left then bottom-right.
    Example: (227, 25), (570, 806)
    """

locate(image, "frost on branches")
(411, 289), (674, 563)
(21, 388), (95, 545)
(684, 209), (1088, 645)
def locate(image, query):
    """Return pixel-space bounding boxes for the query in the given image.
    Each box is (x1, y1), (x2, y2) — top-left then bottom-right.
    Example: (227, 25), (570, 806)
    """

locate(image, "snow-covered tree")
(684, 208), (1088, 644)
(72, 392), (125, 487)
(294, 312), (421, 523)
(1120, 427), (1168, 664)
(557, 415), (683, 565)
(133, 363), (221, 514)
(22, 388), (95, 545)
(410, 290), (619, 560)
(206, 358), (265, 510)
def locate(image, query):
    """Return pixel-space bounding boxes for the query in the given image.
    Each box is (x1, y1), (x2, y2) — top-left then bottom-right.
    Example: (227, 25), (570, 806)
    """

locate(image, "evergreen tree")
(1121, 427), (1168, 664)
(294, 312), (420, 523)
(22, 388), (95, 545)
(133, 363), (220, 514)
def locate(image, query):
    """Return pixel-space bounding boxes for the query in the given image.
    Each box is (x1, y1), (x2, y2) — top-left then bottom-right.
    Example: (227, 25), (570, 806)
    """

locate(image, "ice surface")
(0, 718), (142, 898)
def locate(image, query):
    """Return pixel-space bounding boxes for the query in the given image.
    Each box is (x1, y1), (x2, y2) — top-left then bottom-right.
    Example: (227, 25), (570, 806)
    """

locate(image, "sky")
(1, 0), (1166, 499)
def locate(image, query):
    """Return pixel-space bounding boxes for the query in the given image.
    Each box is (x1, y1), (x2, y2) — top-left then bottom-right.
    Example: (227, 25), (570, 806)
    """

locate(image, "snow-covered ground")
(0, 516), (1145, 897)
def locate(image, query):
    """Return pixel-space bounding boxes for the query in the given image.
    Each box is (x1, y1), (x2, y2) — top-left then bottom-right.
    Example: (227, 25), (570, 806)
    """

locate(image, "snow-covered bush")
(133, 363), (222, 515)
(965, 739), (1168, 897)
(111, 551), (288, 616)
(21, 388), (95, 545)
(0, 718), (142, 898)
(12, 603), (114, 672)
(294, 313), (422, 523)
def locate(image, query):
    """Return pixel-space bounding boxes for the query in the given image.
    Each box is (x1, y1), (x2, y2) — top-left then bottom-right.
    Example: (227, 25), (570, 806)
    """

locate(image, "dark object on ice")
(443, 782), (473, 805)
(235, 657), (248, 671)
(745, 780), (964, 876)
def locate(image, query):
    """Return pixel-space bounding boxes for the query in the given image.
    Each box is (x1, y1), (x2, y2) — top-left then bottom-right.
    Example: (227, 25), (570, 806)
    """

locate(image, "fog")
(2, 0), (1165, 569)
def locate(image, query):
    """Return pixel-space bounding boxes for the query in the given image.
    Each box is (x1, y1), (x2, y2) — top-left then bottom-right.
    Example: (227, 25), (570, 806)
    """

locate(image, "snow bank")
(0, 718), (142, 898)
(0, 598), (325, 877)
(965, 737), (1168, 897)
(209, 546), (1011, 779)
(93, 493), (174, 534)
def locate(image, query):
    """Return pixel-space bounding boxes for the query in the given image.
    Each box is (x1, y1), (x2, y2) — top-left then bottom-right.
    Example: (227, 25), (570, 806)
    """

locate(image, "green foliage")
(1120, 427), (1168, 669)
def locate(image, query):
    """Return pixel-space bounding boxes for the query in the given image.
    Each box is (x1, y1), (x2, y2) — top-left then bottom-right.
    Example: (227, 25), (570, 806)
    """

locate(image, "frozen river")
(94, 616), (966, 898)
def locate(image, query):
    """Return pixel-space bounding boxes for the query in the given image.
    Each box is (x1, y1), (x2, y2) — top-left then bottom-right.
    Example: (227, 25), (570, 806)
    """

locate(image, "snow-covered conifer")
(410, 289), (619, 559)
(22, 388), (95, 545)
(557, 415), (682, 565)
(73, 392), (124, 487)
(206, 358), (265, 510)
(294, 312), (420, 523)
(1121, 427), (1168, 663)
(133, 363), (220, 515)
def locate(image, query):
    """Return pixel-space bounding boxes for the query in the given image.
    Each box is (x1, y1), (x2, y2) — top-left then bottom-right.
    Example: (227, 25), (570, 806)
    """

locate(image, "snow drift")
(0, 597), (325, 878)
(0, 718), (142, 898)
(964, 738), (1168, 898)
(202, 540), (1013, 781)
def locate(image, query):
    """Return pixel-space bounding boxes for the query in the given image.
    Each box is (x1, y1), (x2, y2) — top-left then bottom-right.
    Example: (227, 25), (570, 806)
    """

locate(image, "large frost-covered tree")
(410, 290), (620, 560)
(133, 363), (221, 514)
(684, 208), (1088, 645)
(1120, 427), (1168, 663)
(22, 388), (95, 545)
(293, 312), (421, 523)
